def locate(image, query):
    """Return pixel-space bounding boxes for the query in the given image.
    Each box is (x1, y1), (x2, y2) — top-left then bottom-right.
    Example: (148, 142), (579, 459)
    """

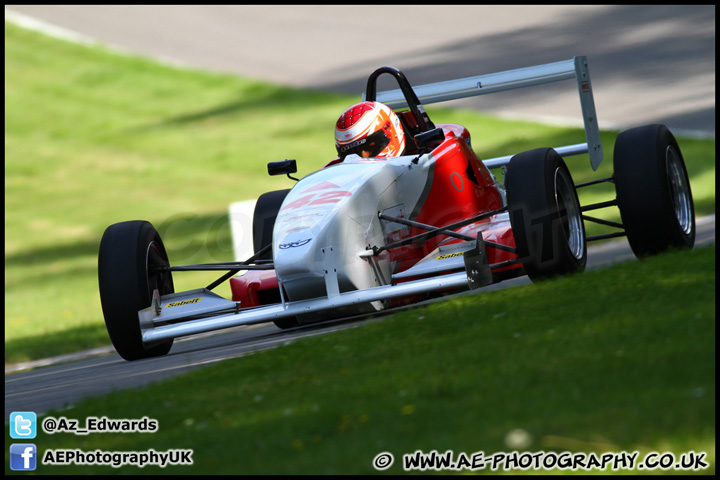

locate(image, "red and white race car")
(98, 56), (695, 361)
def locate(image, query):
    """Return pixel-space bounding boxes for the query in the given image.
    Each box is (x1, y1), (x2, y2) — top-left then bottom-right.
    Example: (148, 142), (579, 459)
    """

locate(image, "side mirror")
(267, 159), (299, 181)
(414, 127), (445, 152)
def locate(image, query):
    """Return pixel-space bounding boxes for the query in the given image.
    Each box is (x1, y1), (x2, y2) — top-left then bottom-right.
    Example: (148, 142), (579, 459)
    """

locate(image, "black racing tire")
(98, 221), (174, 361)
(253, 189), (291, 261)
(273, 316), (300, 330)
(613, 124), (695, 257)
(506, 148), (587, 281)
(252, 189), (298, 329)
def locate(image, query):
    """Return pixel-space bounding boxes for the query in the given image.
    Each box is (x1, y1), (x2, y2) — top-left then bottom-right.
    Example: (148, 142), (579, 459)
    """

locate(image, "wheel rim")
(146, 240), (172, 296)
(665, 146), (693, 235)
(554, 167), (585, 260)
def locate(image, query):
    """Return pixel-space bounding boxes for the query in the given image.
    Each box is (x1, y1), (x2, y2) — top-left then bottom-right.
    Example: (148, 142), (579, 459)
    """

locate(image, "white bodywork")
(272, 153), (434, 304)
(141, 55), (603, 346)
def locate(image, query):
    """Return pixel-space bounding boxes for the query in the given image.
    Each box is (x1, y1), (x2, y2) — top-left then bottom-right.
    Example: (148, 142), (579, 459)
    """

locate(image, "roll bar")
(363, 56), (603, 170)
(365, 66), (435, 133)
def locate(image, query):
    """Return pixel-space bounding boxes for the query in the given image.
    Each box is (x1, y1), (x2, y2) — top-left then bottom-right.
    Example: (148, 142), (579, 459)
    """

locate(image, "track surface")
(4, 6), (715, 416)
(5, 5), (715, 135)
(5, 216), (715, 417)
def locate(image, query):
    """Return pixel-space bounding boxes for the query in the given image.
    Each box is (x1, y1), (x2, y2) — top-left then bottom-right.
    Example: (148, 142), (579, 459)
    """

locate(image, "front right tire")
(98, 220), (174, 361)
(506, 148), (587, 281)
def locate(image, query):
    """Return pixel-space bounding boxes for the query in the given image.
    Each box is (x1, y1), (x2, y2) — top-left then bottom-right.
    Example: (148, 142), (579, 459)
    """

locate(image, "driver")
(334, 101), (406, 160)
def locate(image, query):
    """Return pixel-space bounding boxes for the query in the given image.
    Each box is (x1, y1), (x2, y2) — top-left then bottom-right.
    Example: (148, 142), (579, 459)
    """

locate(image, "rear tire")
(98, 221), (174, 361)
(251, 189), (299, 329)
(613, 124), (695, 257)
(253, 189), (291, 261)
(506, 148), (587, 281)
(273, 317), (300, 330)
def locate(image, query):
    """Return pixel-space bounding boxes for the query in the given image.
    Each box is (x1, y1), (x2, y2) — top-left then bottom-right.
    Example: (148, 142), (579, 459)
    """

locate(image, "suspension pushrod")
(575, 176), (614, 188)
(375, 208), (514, 255)
(379, 213), (475, 242)
(587, 232), (627, 241)
(582, 215), (624, 229)
(581, 199), (618, 212)
(167, 264), (275, 272)
(204, 243), (273, 291)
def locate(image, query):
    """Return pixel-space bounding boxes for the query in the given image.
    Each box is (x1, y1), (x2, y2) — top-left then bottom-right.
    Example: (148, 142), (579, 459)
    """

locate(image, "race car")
(98, 56), (695, 361)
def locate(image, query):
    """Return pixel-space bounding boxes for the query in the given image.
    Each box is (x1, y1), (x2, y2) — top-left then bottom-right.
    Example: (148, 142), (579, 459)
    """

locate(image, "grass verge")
(5, 245), (715, 475)
(4, 20), (716, 365)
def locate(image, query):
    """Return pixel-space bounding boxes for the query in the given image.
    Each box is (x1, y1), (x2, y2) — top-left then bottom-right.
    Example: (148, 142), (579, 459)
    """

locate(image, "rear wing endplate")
(369, 56), (603, 170)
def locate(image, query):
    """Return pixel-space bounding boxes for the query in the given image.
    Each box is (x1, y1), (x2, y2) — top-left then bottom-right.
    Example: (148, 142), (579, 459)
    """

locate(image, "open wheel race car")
(98, 56), (695, 361)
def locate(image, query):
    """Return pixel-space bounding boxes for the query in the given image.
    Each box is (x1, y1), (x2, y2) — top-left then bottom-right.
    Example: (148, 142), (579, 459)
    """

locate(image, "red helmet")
(334, 101), (405, 159)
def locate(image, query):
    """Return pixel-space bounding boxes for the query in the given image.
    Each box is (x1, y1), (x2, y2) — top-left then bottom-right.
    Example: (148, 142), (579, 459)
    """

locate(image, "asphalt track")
(4, 5), (715, 135)
(5, 215), (716, 417)
(4, 6), (716, 416)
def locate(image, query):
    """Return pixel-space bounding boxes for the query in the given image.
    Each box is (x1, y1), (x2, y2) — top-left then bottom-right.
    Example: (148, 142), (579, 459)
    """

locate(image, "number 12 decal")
(282, 190), (352, 210)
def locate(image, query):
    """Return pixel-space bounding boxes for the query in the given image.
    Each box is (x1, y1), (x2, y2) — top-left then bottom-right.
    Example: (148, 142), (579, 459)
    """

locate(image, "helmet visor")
(337, 129), (391, 159)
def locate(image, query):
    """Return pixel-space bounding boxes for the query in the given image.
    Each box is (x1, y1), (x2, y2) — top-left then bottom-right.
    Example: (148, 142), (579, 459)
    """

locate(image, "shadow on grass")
(5, 212), (236, 364)
(5, 211), (237, 313)
(6, 212), (235, 270)
(5, 323), (112, 366)
(132, 82), (348, 132)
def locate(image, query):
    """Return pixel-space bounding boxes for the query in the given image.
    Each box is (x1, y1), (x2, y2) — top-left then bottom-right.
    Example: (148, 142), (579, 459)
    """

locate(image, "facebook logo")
(10, 444), (37, 471)
(10, 411), (37, 439)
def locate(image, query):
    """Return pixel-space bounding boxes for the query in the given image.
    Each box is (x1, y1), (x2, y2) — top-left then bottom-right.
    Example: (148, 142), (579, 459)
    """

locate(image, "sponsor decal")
(166, 298), (201, 308)
(281, 190), (352, 211)
(435, 252), (464, 260)
(339, 138), (367, 153)
(301, 181), (341, 193)
(279, 238), (312, 249)
(450, 172), (465, 191)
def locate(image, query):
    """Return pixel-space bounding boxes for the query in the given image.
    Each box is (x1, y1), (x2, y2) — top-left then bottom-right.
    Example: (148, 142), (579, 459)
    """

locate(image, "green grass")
(3, 19), (715, 476)
(5, 245), (715, 475)
(4, 18), (715, 368)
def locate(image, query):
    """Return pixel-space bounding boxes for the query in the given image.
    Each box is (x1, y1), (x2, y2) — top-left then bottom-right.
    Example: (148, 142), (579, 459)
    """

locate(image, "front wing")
(139, 238), (493, 347)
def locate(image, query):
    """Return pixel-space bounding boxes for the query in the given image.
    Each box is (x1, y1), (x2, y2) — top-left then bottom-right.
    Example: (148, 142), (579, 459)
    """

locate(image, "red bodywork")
(230, 122), (520, 307)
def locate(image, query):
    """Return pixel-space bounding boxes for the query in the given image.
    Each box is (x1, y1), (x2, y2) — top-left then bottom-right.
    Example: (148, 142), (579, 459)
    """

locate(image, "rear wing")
(368, 56), (603, 171)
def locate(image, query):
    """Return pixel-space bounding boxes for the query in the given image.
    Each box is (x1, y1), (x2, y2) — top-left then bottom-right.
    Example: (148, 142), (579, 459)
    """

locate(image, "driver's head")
(334, 101), (405, 159)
